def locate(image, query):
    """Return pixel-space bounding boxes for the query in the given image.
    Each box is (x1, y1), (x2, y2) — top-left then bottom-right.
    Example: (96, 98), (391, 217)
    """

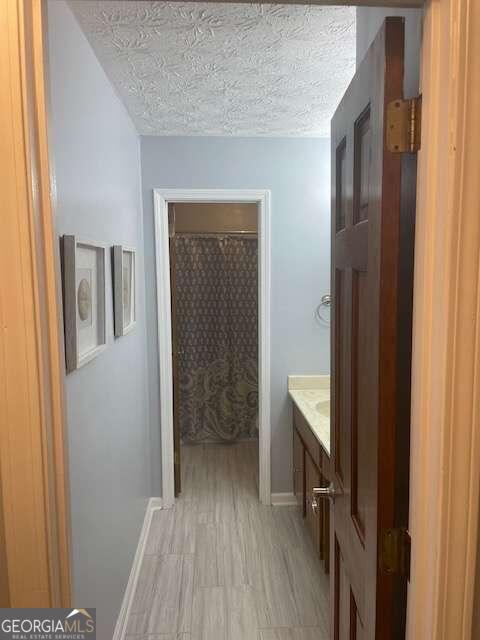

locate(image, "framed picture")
(113, 245), (136, 337)
(60, 235), (107, 373)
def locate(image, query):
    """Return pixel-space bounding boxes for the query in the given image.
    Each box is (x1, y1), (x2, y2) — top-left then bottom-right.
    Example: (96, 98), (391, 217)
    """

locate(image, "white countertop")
(288, 375), (330, 455)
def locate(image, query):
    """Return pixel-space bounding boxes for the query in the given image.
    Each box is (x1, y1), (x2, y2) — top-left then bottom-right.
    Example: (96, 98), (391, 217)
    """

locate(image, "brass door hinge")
(381, 528), (411, 579)
(386, 97), (422, 153)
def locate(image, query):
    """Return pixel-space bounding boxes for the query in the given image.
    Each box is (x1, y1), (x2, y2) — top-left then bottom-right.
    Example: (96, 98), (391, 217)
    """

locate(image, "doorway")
(169, 202), (259, 497)
(153, 189), (271, 507)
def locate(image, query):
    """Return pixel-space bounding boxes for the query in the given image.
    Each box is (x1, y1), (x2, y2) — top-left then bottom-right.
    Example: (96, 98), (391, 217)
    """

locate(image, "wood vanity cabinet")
(292, 405), (330, 574)
(293, 428), (305, 514)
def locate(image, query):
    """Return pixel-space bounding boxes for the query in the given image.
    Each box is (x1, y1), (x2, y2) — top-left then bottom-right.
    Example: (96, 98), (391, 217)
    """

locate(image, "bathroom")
(24, 2), (422, 637)
(8, 0), (480, 637)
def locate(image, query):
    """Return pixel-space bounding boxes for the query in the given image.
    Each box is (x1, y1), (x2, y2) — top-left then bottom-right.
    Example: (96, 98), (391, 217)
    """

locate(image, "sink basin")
(315, 400), (330, 413)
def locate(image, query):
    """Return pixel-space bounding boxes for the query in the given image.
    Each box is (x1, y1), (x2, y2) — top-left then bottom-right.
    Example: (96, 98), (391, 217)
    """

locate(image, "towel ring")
(315, 294), (331, 327)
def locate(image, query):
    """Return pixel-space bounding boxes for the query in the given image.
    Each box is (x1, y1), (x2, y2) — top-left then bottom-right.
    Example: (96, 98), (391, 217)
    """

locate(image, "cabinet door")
(305, 451), (321, 552)
(293, 428), (305, 514)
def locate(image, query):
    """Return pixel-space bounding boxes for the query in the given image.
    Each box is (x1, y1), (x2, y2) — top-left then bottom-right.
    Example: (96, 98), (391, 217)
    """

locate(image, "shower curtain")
(173, 235), (258, 443)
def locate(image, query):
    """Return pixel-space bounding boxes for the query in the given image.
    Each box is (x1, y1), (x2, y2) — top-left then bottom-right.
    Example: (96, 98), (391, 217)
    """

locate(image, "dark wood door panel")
(334, 223), (368, 272)
(322, 495), (330, 574)
(351, 268), (369, 547)
(331, 17), (414, 640)
(333, 267), (347, 490)
(335, 537), (365, 640)
(353, 105), (372, 225)
(335, 138), (348, 232)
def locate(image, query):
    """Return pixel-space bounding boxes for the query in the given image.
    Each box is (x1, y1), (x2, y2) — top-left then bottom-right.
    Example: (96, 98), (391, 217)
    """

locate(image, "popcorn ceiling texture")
(68, 1), (356, 137)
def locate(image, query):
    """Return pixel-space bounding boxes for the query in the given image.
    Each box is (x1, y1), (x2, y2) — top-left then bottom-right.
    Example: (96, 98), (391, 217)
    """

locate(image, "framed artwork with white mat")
(60, 235), (106, 373)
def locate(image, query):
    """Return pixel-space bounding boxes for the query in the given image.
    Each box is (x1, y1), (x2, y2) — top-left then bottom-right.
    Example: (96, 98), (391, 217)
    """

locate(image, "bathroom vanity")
(289, 375), (331, 573)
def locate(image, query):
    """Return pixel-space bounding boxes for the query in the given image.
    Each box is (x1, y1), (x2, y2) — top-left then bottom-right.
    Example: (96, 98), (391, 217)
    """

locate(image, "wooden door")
(169, 204), (181, 496)
(330, 18), (415, 640)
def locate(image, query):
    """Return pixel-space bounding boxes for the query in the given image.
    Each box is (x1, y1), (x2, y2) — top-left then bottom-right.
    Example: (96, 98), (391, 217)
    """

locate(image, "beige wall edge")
(407, 1), (480, 639)
(0, 0), (71, 607)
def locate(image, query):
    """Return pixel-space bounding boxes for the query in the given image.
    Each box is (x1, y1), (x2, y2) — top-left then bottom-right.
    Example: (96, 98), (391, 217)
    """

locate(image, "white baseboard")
(271, 492), (298, 506)
(112, 497), (163, 640)
(148, 497), (163, 510)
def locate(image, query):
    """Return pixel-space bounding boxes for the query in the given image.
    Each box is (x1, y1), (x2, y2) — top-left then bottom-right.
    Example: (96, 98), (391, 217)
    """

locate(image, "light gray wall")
(356, 7), (423, 97)
(140, 136), (331, 493)
(47, 3), (153, 637)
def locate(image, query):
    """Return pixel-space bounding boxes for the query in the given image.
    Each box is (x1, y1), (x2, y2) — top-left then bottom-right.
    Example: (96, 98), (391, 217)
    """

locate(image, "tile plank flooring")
(126, 442), (330, 639)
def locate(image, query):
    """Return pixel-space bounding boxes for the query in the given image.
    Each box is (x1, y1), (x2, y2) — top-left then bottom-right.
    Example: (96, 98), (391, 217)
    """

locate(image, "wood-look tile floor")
(126, 442), (330, 640)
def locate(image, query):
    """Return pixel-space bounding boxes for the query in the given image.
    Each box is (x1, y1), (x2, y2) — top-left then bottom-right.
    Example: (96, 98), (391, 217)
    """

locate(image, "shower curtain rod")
(173, 230), (258, 238)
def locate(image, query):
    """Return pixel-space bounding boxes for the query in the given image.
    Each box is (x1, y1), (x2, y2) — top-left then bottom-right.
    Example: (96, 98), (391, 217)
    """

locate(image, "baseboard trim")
(271, 492), (298, 506)
(112, 497), (163, 640)
(148, 497), (163, 510)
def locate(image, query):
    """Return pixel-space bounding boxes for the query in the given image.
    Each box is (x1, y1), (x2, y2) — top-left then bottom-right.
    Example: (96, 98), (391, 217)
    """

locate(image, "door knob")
(313, 483), (340, 502)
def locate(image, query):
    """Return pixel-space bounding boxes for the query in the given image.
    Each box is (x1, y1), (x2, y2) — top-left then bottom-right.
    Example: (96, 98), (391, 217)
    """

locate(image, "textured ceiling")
(68, 1), (356, 137)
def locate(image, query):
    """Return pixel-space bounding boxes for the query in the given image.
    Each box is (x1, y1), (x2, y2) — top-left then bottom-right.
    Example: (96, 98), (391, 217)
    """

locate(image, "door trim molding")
(408, 1), (480, 638)
(153, 188), (271, 506)
(0, 0), (71, 606)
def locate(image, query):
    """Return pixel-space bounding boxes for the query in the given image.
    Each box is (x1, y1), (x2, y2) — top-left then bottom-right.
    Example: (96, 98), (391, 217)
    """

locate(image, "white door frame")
(153, 188), (271, 508)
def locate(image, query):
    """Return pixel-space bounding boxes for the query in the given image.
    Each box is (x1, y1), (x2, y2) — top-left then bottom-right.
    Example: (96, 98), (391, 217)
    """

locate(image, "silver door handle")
(313, 483), (340, 502)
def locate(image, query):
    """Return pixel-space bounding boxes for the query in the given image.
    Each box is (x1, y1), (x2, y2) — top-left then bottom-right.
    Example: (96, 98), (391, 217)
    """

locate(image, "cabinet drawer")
(293, 405), (322, 470)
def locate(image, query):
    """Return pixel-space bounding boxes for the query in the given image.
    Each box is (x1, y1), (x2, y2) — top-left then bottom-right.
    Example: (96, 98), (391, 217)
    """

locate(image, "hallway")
(125, 442), (330, 639)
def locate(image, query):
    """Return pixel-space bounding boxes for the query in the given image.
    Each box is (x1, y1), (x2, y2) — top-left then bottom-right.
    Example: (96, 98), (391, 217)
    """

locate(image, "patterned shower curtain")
(173, 235), (258, 442)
